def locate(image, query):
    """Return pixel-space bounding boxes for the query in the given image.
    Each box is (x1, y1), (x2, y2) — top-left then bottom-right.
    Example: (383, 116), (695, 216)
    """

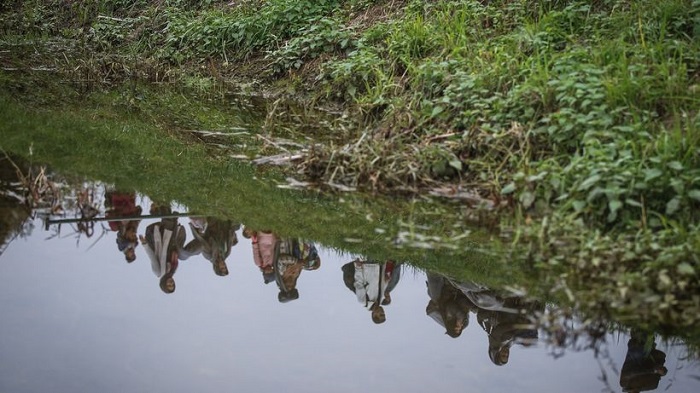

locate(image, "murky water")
(1, 179), (699, 393)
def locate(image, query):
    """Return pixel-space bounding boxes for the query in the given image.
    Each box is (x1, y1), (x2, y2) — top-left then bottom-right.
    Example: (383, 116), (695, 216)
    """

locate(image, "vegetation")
(1, 0), (699, 333)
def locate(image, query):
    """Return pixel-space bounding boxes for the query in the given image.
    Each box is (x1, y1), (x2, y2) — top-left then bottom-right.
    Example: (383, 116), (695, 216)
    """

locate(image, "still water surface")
(1, 190), (699, 393)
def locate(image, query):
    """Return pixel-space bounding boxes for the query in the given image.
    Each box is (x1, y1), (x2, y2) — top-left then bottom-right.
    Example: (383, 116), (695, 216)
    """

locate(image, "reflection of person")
(139, 204), (186, 294)
(475, 296), (541, 366)
(180, 217), (240, 276)
(425, 274), (541, 365)
(274, 238), (320, 303)
(243, 227), (277, 284)
(425, 273), (474, 338)
(343, 259), (401, 324)
(619, 332), (667, 392)
(105, 191), (142, 263)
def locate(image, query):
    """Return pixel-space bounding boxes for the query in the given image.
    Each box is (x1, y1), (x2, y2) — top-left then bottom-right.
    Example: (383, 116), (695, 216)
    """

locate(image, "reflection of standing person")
(105, 191), (142, 263)
(139, 204), (185, 294)
(425, 273), (474, 338)
(180, 217), (240, 276)
(343, 259), (401, 324)
(243, 227), (277, 284)
(274, 238), (320, 303)
(475, 296), (541, 366)
(619, 332), (667, 392)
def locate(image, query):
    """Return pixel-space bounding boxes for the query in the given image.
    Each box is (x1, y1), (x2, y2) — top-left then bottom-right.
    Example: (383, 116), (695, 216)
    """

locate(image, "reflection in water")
(182, 217), (240, 277)
(105, 190), (142, 263)
(0, 154), (47, 257)
(621, 332), (668, 392)
(141, 203), (186, 294)
(343, 259), (402, 324)
(0, 170), (698, 392)
(426, 273), (541, 365)
(274, 238), (321, 303)
(245, 228), (277, 284)
(242, 227), (322, 301)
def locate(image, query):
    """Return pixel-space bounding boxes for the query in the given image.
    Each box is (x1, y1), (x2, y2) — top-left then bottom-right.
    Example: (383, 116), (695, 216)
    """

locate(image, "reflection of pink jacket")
(252, 232), (277, 270)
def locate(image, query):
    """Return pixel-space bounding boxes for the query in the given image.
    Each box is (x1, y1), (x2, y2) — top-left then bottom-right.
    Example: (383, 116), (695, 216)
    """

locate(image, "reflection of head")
(489, 345), (510, 366)
(125, 247), (136, 263)
(278, 289), (299, 303)
(160, 276), (176, 294)
(242, 227), (253, 239)
(443, 304), (468, 338)
(371, 304), (386, 324)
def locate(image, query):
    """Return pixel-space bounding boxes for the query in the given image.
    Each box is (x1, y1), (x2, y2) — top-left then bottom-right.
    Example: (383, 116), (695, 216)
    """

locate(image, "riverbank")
(1, 1), (700, 333)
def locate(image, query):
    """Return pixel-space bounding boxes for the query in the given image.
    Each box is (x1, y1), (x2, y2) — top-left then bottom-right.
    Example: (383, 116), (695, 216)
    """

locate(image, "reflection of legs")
(382, 291), (391, 305)
(214, 258), (229, 276)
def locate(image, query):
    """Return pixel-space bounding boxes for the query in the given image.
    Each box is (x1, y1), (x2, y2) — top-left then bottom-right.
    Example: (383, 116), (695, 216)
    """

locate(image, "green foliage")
(268, 17), (355, 75)
(159, 0), (341, 62)
(322, 36), (392, 101)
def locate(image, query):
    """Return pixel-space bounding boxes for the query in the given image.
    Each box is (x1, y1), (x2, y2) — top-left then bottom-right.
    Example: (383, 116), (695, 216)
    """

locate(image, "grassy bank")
(0, 86), (510, 283)
(1, 0), (700, 331)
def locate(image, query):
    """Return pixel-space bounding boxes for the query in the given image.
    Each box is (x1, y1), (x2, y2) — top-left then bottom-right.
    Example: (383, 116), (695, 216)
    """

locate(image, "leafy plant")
(268, 17), (355, 75)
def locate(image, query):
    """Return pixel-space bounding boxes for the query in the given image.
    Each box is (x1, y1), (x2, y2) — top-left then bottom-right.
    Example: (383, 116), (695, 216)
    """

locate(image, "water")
(1, 187), (698, 393)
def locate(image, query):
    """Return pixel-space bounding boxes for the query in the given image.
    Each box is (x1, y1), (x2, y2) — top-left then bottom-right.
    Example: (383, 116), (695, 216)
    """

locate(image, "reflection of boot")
(382, 292), (391, 305)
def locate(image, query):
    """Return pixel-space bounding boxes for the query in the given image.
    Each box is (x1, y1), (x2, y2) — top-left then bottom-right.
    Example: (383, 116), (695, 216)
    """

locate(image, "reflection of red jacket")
(106, 193), (140, 231)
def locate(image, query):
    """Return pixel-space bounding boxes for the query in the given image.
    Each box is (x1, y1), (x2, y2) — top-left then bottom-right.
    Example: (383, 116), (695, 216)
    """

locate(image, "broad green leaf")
(644, 168), (663, 181)
(431, 106), (444, 117)
(608, 199), (623, 212)
(667, 161), (684, 171)
(448, 158), (462, 171)
(625, 198), (643, 207)
(578, 174), (601, 191)
(607, 200), (622, 222)
(666, 197), (681, 215)
(520, 191), (536, 209)
(688, 190), (700, 201)
(677, 263), (695, 276)
(501, 183), (516, 195)
(572, 200), (586, 212)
